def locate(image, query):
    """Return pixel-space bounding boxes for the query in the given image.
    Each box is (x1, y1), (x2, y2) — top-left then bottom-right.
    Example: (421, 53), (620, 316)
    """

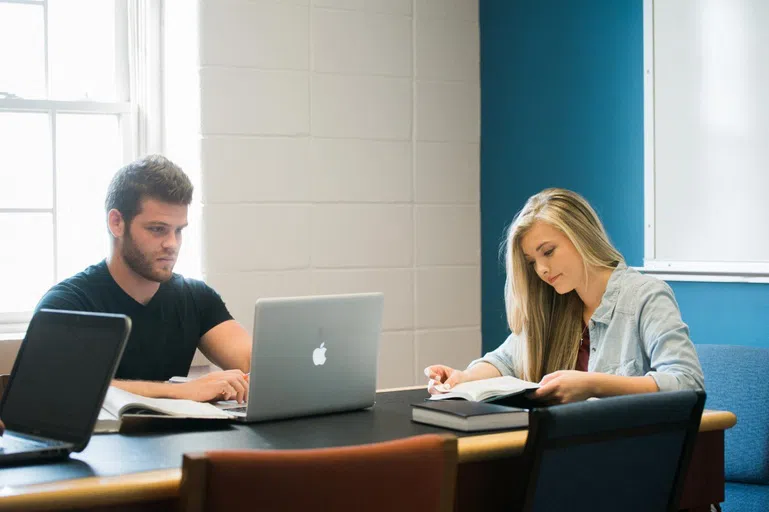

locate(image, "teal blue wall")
(479, 0), (769, 352)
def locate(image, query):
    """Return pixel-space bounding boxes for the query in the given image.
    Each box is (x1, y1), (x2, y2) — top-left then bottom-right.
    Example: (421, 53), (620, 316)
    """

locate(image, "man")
(36, 155), (251, 403)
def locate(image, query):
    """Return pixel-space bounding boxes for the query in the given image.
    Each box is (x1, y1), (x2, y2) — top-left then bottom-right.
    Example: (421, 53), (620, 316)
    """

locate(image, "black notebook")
(411, 400), (528, 432)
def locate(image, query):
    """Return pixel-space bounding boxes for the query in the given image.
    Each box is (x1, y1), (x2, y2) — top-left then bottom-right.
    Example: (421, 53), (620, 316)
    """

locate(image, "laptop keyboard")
(226, 406), (248, 414)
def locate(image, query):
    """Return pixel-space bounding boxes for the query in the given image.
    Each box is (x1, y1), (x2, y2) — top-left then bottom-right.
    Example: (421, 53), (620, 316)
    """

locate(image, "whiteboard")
(644, 0), (769, 281)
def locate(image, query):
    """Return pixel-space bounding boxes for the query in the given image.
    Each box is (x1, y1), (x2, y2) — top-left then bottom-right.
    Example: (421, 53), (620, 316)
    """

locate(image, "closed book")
(411, 400), (528, 432)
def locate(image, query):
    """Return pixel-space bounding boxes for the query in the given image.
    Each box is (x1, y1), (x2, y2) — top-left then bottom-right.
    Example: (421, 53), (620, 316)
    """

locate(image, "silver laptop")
(220, 292), (383, 422)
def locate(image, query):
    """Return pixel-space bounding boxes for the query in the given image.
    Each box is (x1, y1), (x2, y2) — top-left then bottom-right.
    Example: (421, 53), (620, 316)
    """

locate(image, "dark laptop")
(0, 309), (131, 465)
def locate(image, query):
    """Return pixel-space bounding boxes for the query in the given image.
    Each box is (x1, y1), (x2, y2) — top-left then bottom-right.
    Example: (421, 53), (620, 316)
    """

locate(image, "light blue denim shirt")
(470, 263), (705, 392)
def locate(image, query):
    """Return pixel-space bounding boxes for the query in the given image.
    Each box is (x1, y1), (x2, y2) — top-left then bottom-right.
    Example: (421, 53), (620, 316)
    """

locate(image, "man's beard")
(122, 230), (175, 283)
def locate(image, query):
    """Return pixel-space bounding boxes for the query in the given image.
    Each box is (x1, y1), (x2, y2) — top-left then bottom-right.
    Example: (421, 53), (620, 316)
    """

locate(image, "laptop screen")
(0, 310), (129, 448)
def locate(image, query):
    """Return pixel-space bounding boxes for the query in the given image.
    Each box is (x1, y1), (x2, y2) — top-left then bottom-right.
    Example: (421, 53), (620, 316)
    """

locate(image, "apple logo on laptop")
(313, 342), (327, 366)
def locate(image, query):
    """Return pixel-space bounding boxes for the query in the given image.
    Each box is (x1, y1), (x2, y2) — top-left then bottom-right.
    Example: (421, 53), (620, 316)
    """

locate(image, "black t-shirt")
(35, 260), (233, 381)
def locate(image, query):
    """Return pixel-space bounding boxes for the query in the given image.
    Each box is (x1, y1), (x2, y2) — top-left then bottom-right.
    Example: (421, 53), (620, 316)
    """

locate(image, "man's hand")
(532, 370), (597, 404)
(0, 417), (4, 435)
(172, 370), (249, 403)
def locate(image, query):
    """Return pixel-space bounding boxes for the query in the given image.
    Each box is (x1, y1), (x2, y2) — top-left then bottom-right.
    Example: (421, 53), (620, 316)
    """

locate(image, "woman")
(426, 188), (703, 404)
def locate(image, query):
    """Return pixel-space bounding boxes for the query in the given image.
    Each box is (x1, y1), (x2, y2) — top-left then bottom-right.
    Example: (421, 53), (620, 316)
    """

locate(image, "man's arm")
(190, 279), (250, 373)
(112, 368), (249, 402)
(110, 321), (251, 402)
(112, 379), (181, 399)
(198, 319), (252, 373)
(109, 282), (250, 402)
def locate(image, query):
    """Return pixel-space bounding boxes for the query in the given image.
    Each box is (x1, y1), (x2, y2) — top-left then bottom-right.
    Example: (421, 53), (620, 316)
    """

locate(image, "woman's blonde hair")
(504, 188), (623, 382)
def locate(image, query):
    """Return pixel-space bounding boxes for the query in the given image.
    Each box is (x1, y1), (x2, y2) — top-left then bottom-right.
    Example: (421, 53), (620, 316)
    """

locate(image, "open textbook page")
(99, 386), (231, 422)
(429, 376), (540, 403)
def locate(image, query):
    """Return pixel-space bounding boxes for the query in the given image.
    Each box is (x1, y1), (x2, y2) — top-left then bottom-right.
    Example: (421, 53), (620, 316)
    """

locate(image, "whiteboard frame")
(641, 0), (769, 284)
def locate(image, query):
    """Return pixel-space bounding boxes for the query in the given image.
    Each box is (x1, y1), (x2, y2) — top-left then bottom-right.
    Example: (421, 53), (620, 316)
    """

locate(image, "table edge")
(0, 387), (736, 510)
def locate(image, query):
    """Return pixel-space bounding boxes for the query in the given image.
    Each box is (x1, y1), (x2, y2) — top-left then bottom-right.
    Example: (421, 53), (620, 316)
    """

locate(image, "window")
(0, 0), (163, 332)
(643, 0), (769, 284)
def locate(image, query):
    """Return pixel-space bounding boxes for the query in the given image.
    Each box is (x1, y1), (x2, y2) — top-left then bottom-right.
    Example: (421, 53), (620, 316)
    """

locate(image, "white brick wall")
(197, 0), (480, 388)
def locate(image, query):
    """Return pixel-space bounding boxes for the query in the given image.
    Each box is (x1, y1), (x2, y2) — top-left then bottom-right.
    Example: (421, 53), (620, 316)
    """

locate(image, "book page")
(94, 408), (120, 434)
(97, 408), (118, 421)
(103, 386), (231, 419)
(429, 376), (539, 402)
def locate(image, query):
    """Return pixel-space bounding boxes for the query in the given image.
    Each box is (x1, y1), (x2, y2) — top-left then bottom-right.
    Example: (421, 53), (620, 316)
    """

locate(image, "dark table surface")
(1, 389), (512, 488)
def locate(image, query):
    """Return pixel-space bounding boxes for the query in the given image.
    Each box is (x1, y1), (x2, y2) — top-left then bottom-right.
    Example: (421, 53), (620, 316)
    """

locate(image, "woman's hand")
(532, 370), (597, 404)
(424, 365), (470, 395)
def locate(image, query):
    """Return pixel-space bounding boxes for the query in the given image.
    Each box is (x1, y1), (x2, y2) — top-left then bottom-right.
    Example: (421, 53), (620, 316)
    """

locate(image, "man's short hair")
(105, 154), (193, 226)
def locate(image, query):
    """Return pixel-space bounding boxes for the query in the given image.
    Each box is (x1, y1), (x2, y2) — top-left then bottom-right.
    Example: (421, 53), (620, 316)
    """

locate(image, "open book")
(94, 386), (232, 433)
(429, 376), (540, 406)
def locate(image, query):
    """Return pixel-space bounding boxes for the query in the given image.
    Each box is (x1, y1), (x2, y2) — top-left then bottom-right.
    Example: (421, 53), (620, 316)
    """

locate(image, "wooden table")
(0, 386), (736, 511)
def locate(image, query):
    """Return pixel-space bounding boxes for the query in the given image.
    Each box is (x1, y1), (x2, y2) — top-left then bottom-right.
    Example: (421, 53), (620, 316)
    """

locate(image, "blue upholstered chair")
(520, 391), (705, 512)
(696, 344), (769, 512)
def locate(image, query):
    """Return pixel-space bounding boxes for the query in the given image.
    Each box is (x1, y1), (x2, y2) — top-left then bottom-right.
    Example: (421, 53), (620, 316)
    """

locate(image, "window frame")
(0, 0), (164, 332)
(641, 0), (769, 284)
